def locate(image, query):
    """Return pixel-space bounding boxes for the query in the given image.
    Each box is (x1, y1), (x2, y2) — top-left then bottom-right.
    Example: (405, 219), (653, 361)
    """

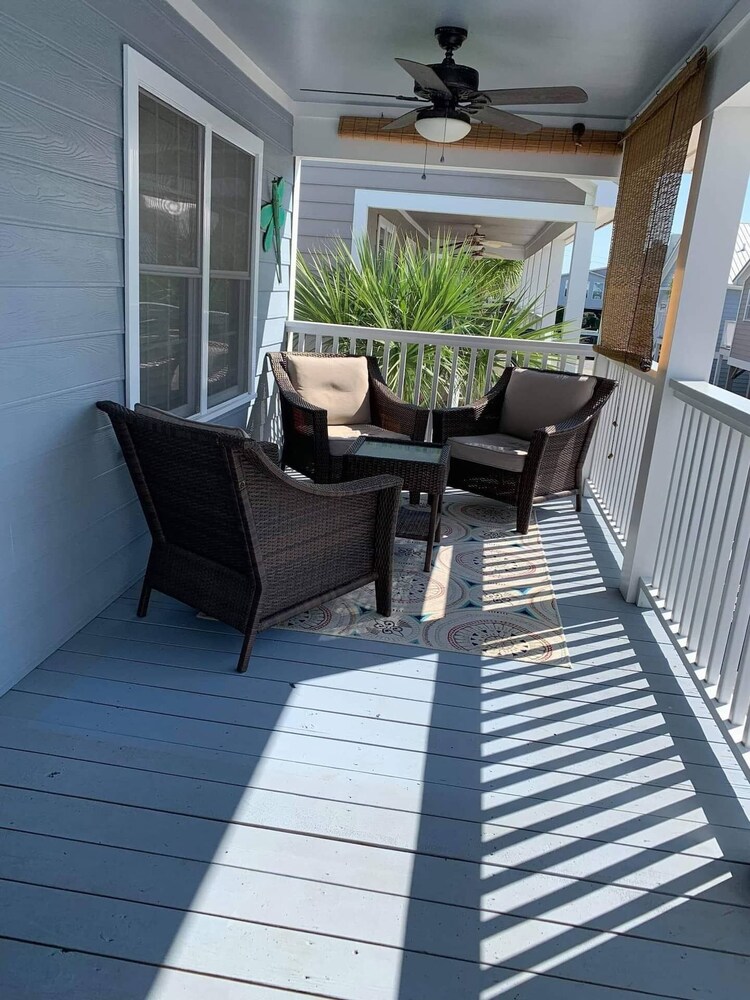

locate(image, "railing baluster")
(662, 409), (709, 610)
(397, 341), (408, 398)
(707, 469), (750, 687)
(700, 434), (750, 677)
(465, 348), (478, 405)
(447, 347), (460, 407)
(382, 340), (391, 386)
(414, 343), (425, 406)
(672, 416), (720, 628)
(652, 405), (691, 593)
(484, 350), (497, 393)
(429, 346), (442, 412)
(332, 334), (340, 353)
(728, 614), (750, 725)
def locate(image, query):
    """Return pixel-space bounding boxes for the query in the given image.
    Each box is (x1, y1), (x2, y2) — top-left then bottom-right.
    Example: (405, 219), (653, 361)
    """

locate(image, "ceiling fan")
(444, 225), (512, 258)
(301, 26), (588, 144)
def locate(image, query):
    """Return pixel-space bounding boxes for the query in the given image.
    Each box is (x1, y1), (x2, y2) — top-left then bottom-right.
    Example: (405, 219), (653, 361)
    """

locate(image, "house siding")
(728, 279), (750, 370)
(0, 0), (293, 694)
(297, 161), (585, 257)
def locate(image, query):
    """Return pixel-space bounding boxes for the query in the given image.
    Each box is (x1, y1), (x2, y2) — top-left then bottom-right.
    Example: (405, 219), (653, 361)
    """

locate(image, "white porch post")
(542, 237), (566, 323)
(621, 106), (750, 602)
(563, 222), (595, 332)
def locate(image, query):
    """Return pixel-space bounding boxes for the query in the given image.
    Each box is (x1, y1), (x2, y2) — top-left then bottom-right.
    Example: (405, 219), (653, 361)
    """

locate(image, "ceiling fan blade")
(300, 88), (423, 102)
(395, 58), (451, 96)
(472, 106), (542, 134)
(476, 86), (588, 106)
(381, 110), (420, 132)
(483, 240), (511, 248)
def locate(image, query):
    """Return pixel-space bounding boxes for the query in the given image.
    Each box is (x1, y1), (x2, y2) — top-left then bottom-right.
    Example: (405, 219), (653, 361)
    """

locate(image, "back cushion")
(286, 354), (371, 425)
(499, 369), (597, 439)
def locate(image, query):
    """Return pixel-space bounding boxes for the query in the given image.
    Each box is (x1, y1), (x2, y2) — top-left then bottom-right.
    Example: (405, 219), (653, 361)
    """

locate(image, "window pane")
(208, 277), (249, 404)
(210, 135), (253, 273)
(139, 274), (198, 413)
(139, 92), (202, 267)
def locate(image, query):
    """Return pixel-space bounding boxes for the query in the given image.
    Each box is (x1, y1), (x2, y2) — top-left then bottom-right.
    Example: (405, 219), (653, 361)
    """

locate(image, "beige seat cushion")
(448, 432), (529, 474)
(499, 369), (596, 440)
(328, 423), (409, 456)
(286, 355), (371, 425)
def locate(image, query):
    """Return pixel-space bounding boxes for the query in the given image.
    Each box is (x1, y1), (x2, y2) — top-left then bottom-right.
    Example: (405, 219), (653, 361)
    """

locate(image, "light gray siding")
(729, 280), (750, 369)
(297, 161), (585, 257)
(0, 0), (293, 694)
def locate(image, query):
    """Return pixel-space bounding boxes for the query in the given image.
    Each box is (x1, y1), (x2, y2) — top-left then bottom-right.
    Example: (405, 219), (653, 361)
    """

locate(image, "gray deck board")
(0, 499), (749, 998)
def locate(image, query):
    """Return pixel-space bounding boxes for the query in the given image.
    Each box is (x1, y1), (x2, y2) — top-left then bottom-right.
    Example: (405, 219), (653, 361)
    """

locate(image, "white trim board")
(123, 45), (264, 415)
(164, 0), (295, 113)
(351, 189), (597, 257)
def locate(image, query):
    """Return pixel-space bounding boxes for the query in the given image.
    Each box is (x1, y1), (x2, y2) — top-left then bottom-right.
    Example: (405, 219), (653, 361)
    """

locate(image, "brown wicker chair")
(269, 352), (429, 483)
(432, 367), (617, 534)
(97, 401), (401, 673)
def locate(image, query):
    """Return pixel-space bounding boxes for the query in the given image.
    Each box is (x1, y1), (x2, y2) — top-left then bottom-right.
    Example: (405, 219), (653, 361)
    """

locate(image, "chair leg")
(516, 503), (532, 535)
(409, 490), (421, 506)
(375, 577), (392, 617)
(236, 629), (256, 673)
(576, 489), (583, 513)
(137, 580), (152, 618)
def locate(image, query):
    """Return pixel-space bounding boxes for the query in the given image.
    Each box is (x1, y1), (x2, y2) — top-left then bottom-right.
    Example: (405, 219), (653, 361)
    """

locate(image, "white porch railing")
(284, 321), (592, 415)
(585, 358), (658, 548)
(642, 380), (750, 746)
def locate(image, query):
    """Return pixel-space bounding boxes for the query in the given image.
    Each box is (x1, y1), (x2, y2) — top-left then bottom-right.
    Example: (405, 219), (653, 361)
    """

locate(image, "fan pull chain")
(440, 118), (447, 163)
(421, 142), (428, 180)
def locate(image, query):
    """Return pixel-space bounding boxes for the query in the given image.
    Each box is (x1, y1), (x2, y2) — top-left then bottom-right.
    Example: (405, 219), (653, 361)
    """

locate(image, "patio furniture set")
(98, 353), (615, 671)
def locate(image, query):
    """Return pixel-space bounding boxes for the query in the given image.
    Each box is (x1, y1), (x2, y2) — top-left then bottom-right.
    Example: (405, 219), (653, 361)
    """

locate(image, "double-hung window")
(124, 47), (263, 417)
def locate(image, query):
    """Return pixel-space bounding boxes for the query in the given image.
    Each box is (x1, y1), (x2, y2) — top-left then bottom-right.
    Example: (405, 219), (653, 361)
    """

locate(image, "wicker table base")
(343, 438), (451, 571)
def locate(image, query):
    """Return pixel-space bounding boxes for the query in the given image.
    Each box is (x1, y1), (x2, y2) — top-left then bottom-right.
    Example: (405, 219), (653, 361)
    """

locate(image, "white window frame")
(744, 290), (750, 322)
(375, 214), (398, 251)
(124, 46), (264, 420)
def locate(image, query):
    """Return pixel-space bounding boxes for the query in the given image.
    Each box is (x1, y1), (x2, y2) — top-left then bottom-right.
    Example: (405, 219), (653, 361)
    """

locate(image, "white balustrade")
(585, 358), (657, 547)
(643, 380), (750, 746)
(284, 321), (592, 417)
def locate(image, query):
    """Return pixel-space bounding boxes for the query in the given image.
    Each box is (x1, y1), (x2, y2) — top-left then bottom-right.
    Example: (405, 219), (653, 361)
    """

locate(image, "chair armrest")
(369, 379), (428, 440)
(520, 388), (613, 499)
(432, 400), (495, 442)
(257, 441), (281, 465)
(239, 442), (401, 500)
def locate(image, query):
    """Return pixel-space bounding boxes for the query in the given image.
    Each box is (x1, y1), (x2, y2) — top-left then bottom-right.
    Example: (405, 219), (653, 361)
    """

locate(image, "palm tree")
(294, 233), (567, 405)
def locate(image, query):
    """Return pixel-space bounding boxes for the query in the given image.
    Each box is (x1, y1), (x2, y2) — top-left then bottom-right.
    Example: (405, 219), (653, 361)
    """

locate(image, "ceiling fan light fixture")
(415, 107), (471, 143)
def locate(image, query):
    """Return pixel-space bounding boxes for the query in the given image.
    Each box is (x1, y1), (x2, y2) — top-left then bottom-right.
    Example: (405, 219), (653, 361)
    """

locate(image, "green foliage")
(294, 233), (568, 405)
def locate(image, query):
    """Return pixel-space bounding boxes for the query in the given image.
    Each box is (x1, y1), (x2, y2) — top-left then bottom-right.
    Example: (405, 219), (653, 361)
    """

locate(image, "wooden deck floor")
(1, 499), (749, 999)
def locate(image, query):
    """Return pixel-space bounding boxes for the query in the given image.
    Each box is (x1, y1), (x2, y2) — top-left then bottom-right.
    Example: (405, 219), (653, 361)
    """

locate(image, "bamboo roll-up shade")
(597, 49), (707, 371)
(338, 116), (623, 156)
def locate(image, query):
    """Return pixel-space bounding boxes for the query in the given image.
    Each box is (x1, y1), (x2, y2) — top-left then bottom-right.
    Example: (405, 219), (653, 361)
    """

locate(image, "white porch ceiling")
(188, 0), (737, 124)
(406, 211), (547, 249)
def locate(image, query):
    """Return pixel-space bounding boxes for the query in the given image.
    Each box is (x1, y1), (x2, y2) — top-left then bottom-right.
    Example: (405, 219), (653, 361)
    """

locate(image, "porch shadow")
(395, 499), (750, 998)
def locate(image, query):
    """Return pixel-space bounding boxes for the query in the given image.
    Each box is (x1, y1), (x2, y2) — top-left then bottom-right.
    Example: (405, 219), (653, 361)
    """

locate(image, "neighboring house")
(558, 266), (608, 320)
(725, 256), (750, 390)
(657, 226), (750, 392)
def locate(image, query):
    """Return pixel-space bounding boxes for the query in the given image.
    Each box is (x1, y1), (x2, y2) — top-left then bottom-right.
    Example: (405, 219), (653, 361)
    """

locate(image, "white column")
(621, 107), (750, 601)
(542, 238), (566, 324)
(563, 222), (595, 333)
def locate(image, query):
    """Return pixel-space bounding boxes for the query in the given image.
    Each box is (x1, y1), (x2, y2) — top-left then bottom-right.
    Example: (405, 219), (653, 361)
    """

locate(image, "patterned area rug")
(282, 492), (570, 665)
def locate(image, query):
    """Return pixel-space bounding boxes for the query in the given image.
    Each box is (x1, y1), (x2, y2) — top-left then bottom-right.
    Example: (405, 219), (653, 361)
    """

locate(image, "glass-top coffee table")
(343, 437), (451, 571)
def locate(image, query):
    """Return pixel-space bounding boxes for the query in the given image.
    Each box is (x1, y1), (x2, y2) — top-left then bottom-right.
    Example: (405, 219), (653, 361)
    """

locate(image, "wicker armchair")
(270, 352), (429, 483)
(433, 367), (617, 534)
(97, 401), (401, 673)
